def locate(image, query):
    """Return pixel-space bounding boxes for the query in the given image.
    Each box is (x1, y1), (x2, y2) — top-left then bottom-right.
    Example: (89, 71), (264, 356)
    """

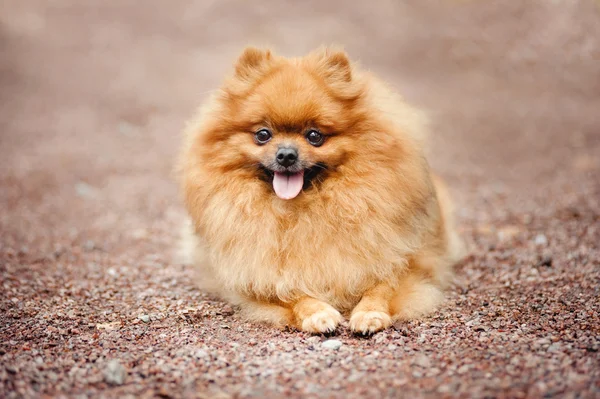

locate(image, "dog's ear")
(309, 47), (362, 100)
(311, 47), (352, 83)
(234, 47), (273, 80)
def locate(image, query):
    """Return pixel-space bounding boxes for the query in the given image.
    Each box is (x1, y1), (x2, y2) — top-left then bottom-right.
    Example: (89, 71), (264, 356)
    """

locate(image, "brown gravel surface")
(1, 1), (599, 398)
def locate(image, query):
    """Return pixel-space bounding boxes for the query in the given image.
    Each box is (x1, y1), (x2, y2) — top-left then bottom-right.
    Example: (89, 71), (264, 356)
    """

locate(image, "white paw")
(349, 310), (392, 334)
(301, 307), (343, 334)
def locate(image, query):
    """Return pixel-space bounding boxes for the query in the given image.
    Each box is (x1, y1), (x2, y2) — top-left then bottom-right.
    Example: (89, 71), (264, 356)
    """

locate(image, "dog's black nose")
(276, 147), (298, 167)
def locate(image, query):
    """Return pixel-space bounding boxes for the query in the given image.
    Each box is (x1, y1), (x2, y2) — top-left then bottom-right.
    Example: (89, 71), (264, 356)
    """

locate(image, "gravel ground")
(1, 1), (599, 398)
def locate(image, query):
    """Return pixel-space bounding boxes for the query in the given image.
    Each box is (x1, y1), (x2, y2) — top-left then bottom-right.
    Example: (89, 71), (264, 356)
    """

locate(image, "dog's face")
(237, 60), (358, 200)
(203, 47), (370, 200)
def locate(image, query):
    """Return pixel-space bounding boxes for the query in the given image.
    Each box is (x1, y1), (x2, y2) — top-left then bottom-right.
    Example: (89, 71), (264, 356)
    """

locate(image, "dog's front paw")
(301, 306), (343, 334)
(349, 310), (392, 334)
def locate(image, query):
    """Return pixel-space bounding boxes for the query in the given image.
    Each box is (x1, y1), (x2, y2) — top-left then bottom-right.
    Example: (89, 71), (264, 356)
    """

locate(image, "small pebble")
(103, 360), (126, 386)
(457, 364), (471, 374)
(534, 234), (548, 246)
(220, 305), (234, 316)
(547, 343), (561, 352)
(412, 354), (431, 368)
(130, 228), (148, 239)
(193, 349), (209, 359)
(75, 182), (96, 198)
(306, 336), (321, 349)
(321, 339), (343, 350)
(138, 314), (150, 323)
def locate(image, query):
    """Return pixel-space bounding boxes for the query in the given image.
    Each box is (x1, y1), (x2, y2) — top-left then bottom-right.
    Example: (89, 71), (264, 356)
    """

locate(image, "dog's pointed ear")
(234, 47), (273, 79)
(308, 47), (361, 100)
(311, 47), (352, 83)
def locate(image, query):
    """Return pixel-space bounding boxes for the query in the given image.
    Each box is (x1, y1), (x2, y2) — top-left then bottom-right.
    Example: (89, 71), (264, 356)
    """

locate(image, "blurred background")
(1, 1), (599, 252)
(1, 1), (599, 397)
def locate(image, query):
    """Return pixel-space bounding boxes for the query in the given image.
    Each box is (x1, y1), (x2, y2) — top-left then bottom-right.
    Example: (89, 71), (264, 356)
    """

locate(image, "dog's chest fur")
(199, 189), (418, 310)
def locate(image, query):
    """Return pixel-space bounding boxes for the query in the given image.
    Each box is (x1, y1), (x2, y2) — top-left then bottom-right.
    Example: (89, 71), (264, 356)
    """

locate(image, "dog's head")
(196, 47), (415, 201)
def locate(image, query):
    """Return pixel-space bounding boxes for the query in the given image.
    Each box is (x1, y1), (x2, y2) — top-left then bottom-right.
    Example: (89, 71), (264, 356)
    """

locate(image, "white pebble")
(193, 349), (209, 359)
(534, 234), (548, 246)
(321, 339), (343, 350)
(103, 359), (126, 385)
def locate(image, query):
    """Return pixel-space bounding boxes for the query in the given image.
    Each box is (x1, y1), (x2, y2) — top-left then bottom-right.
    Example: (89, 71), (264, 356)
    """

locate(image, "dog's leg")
(349, 283), (394, 334)
(350, 272), (445, 334)
(388, 273), (445, 320)
(240, 296), (343, 333)
(292, 297), (343, 334)
(239, 300), (294, 329)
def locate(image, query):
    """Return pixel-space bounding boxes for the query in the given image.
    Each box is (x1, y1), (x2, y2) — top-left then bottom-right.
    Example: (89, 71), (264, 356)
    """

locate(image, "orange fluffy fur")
(177, 47), (464, 334)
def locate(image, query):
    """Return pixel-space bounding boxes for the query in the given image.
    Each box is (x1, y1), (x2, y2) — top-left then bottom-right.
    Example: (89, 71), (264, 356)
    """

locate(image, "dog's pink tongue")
(273, 171), (304, 200)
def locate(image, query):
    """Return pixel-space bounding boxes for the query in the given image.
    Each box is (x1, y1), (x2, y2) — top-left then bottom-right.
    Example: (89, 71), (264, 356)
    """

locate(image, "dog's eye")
(306, 129), (324, 147)
(254, 129), (272, 145)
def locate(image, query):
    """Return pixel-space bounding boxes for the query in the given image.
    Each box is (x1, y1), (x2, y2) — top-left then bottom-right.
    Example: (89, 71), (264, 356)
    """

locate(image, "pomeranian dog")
(178, 47), (464, 334)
